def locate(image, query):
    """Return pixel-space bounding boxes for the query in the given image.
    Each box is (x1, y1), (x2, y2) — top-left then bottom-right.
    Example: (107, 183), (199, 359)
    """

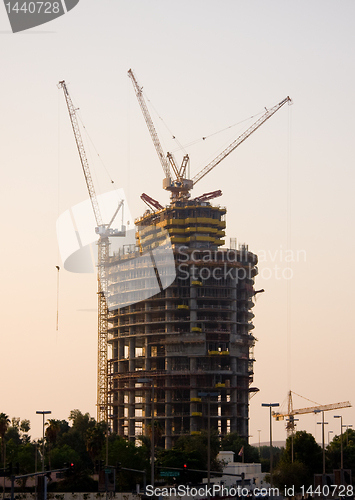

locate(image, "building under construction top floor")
(107, 198), (258, 449)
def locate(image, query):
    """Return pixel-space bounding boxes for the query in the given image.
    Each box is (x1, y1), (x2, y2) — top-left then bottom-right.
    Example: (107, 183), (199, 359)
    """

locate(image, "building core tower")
(107, 198), (258, 449)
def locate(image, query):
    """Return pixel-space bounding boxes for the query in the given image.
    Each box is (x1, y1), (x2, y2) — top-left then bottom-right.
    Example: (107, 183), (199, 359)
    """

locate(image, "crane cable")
(56, 89), (61, 335)
(142, 88), (188, 155)
(64, 84), (116, 186)
(56, 266), (60, 331)
(291, 391), (321, 407)
(287, 104), (292, 393)
(76, 112), (115, 185)
(170, 110), (265, 153)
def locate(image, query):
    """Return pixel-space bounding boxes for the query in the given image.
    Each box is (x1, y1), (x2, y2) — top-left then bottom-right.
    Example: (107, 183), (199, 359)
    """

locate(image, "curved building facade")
(107, 199), (258, 449)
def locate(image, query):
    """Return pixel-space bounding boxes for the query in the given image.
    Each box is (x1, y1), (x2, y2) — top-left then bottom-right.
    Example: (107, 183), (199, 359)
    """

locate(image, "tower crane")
(128, 69), (192, 200)
(58, 81), (125, 424)
(273, 391), (352, 437)
(128, 68), (292, 202)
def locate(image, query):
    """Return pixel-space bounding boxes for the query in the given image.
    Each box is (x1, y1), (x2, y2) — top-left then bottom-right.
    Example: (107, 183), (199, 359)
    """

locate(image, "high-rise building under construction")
(107, 198), (258, 449)
(59, 73), (290, 431)
(104, 71), (292, 448)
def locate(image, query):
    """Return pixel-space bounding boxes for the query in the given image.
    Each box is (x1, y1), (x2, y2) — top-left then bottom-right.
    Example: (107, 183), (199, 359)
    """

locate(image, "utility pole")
(138, 378), (155, 486)
(261, 403), (279, 488)
(334, 415), (344, 471)
(36, 411), (51, 472)
(199, 391), (219, 495)
(316, 411), (328, 474)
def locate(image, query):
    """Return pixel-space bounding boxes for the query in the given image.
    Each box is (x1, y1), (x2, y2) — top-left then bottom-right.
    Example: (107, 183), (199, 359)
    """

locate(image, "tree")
(85, 422), (106, 462)
(156, 447), (203, 484)
(156, 429), (221, 484)
(50, 443), (80, 469)
(0, 413), (10, 466)
(49, 444), (95, 493)
(16, 442), (36, 489)
(273, 459), (309, 492)
(69, 410), (95, 440)
(45, 419), (62, 469)
(108, 434), (149, 491)
(20, 420), (31, 444)
(273, 431), (322, 489)
(327, 428), (355, 473)
(45, 419), (61, 446)
(285, 431), (322, 468)
(20, 419), (30, 434)
(221, 432), (260, 463)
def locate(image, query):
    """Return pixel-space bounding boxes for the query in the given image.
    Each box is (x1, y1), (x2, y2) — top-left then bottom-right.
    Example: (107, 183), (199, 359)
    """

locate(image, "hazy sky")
(1, 0), (354, 444)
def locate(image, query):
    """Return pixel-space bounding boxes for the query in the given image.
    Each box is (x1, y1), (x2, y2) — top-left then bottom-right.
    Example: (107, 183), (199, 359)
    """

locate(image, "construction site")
(107, 201), (258, 448)
(59, 73), (292, 450)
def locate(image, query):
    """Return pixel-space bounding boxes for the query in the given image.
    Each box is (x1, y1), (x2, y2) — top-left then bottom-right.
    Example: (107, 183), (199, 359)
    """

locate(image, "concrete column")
(128, 338), (135, 441)
(117, 378), (124, 437)
(118, 338), (125, 373)
(231, 272), (237, 335)
(165, 377), (172, 449)
(189, 275), (197, 326)
(145, 336), (151, 371)
(129, 337), (135, 372)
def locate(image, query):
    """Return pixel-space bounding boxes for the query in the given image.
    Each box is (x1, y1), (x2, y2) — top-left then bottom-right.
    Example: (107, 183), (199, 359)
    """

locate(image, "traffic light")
(14, 463), (20, 475)
(95, 459), (104, 472)
(107, 470), (115, 490)
(116, 462), (121, 473)
(6, 462), (12, 475)
(63, 462), (74, 477)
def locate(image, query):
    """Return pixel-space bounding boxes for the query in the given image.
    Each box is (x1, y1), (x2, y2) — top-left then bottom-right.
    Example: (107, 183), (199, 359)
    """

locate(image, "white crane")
(128, 68), (292, 201)
(58, 80), (125, 423)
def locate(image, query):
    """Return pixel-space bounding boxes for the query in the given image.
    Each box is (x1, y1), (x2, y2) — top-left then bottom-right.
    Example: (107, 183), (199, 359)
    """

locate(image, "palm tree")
(0, 413), (10, 495)
(45, 419), (61, 469)
(0, 413), (10, 463)
(86, 424), (106, 462)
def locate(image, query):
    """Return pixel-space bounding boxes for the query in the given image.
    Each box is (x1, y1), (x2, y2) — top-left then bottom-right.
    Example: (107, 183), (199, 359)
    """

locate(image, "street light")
(328, 430), (333, 445)
(258, 430), (261, 455)
(138, 378), (155, 486)
(261, 403), (279, 488)
(36, 411), (51, 472)
(334, 415), (343, 470)
(316, 411), (328, 474)
(199, 391), (219, 493)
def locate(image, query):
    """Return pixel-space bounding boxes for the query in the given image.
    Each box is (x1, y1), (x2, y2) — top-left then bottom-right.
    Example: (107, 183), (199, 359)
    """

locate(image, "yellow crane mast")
(58, 81), (125, 423)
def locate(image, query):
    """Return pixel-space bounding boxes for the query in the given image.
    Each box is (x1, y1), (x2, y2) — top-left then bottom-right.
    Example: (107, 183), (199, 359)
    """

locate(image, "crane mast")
(58, 81), (103, 228)
(128, 69), (193, 200)
(59, 81), (125, 424)
(127, 69), (172, 182)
